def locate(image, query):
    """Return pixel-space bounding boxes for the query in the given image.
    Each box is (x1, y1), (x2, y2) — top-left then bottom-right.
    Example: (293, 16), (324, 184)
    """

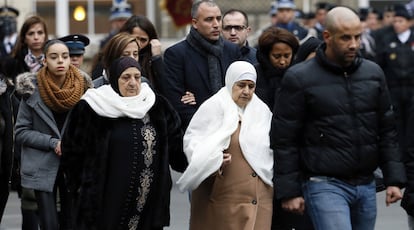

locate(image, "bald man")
(271, 6), (406, 230)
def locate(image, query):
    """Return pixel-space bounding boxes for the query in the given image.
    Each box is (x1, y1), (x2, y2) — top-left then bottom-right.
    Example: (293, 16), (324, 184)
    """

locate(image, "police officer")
(376, 5), (414, 151)
(0, 6), (19, 58)
(376, 7), (414, 213)
(58, 34), (90, 69)
(274, 0), (311, 43)
(381, 4), (414, 229)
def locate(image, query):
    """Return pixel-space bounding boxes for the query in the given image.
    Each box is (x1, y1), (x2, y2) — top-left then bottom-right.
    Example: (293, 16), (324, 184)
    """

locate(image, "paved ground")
(0, 171), (408, 229)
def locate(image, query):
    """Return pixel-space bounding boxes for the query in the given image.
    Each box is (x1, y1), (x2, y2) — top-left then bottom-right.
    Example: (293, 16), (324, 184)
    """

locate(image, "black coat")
(255, 51), (287, 110)
(162, 38), (240, 130)
(375, 27), (414, 87)
(0, 49), (30, 81)
(0, 82), (18, 178)
(61, 95), (187, 230)
(271, 43), (406, 200)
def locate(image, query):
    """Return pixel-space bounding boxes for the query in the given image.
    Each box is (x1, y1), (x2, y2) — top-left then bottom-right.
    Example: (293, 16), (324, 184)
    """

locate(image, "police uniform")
(274, 0), (310, 42)
(375, 6), (414, 161)
(0, 6), (19, 57)
(58, 34), (90, 56)
(313, 3), (332, 40)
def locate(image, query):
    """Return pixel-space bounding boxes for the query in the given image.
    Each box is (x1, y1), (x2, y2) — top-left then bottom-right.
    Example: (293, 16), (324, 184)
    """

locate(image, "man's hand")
(385, 186), (402, 206)
(54, 140), (62, 156)
(281, 196), (305, 214)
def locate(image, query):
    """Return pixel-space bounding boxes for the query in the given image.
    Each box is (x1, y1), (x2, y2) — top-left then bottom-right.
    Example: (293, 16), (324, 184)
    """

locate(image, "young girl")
(15, 39), (92, 230)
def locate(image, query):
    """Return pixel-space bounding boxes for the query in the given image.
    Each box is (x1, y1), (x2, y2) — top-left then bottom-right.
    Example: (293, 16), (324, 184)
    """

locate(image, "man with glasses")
(222, 9), (257, 64)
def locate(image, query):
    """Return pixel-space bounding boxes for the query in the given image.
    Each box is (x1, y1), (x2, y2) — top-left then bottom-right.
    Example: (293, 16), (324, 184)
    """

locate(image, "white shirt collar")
(398, 30), (411, 43)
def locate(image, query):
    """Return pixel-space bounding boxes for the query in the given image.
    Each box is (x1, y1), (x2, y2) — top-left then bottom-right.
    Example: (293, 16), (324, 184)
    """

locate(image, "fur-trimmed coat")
(61, 96), (187, 230)
(14, 70), (92, 192)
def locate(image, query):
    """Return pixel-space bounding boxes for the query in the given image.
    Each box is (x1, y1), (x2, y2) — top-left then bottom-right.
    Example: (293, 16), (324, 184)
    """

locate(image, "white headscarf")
(81, 83), (155, 118)
(177, 61), (273, 192)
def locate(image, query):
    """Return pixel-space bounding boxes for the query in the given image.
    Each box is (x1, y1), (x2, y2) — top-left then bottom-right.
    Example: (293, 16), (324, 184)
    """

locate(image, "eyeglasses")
(223, 25), (246, 32)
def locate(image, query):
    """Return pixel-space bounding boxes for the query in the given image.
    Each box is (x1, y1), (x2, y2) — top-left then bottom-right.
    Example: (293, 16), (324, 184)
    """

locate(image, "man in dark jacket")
(162, 0), (240, 130)
(222, 9), (257, 64)
(271, 6), (406, 230)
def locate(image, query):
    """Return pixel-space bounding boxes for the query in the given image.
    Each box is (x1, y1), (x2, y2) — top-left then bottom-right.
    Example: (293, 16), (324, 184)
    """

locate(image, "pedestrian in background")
(377, 5), (414, 229)
(273, 0), (312, 43)
(271, 6), (405, 230)
(92, 32), (139, 87)
(254, 26), (299, 110)
(1, 15), (48, 81)
(120, 15), (164, 91)
(0, 6), (19, 58)
(99, 0), (132, 49)
(58, 34), (90, 72)
(292, 36), (322, 65)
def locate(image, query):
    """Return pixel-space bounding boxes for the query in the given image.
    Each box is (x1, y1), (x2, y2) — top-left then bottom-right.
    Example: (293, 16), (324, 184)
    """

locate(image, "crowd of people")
(0, 0), (414, 229)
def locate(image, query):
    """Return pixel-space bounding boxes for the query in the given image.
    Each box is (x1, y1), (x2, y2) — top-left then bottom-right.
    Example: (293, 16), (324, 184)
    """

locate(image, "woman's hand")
(219, 149), (232, 175)
(181, 91), (196, 105)
(222, 152), (232, 167)
(150, 39), (162, 57)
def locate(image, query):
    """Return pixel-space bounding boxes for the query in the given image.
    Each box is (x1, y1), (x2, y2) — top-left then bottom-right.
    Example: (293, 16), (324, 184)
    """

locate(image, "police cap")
(58, 34), (90, 55)
(0, 6), (19, 17)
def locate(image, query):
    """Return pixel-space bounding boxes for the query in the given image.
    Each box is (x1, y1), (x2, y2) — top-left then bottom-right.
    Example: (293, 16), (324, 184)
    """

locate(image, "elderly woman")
(61, 56), (187, 230)
(177, 61), (273, 230)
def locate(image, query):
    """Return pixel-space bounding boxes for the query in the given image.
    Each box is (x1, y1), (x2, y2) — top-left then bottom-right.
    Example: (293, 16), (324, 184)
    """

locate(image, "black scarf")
(186, 27), (224, 93)
(256, 49), (288, 79)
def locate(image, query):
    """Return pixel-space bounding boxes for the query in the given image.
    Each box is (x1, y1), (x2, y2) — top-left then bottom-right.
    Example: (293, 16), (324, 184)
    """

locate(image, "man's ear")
(192, 18), (198, 29)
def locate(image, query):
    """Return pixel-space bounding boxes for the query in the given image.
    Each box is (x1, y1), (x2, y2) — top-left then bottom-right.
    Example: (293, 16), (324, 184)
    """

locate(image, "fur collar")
(15, 69), (93, 99)
(15, 72), (36, 99)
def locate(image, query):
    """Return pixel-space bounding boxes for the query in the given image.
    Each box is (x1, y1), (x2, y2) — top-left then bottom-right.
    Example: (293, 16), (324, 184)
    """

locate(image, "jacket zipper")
(344, 71), (361, 166)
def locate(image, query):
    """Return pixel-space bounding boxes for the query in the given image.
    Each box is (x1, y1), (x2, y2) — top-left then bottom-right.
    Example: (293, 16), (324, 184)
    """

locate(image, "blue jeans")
(302, 176), (377, 230)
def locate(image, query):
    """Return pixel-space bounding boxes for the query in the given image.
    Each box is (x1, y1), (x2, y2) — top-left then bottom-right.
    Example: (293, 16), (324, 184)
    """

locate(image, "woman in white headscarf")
(177, 61), (273, 230)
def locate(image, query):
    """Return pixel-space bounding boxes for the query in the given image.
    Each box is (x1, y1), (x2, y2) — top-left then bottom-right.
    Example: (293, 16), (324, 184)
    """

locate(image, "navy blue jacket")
(162, 38), (240, 129)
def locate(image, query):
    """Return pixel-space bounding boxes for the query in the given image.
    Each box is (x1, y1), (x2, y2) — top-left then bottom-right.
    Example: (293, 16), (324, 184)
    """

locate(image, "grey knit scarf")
(186, 27), (224, 93)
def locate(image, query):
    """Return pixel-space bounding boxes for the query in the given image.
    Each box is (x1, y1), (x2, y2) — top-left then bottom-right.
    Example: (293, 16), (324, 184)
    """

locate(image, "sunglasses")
(222, 25), (247, 32)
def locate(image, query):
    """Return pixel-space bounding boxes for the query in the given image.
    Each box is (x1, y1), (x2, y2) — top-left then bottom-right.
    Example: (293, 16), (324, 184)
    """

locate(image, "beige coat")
(190, 124), (273, 230)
